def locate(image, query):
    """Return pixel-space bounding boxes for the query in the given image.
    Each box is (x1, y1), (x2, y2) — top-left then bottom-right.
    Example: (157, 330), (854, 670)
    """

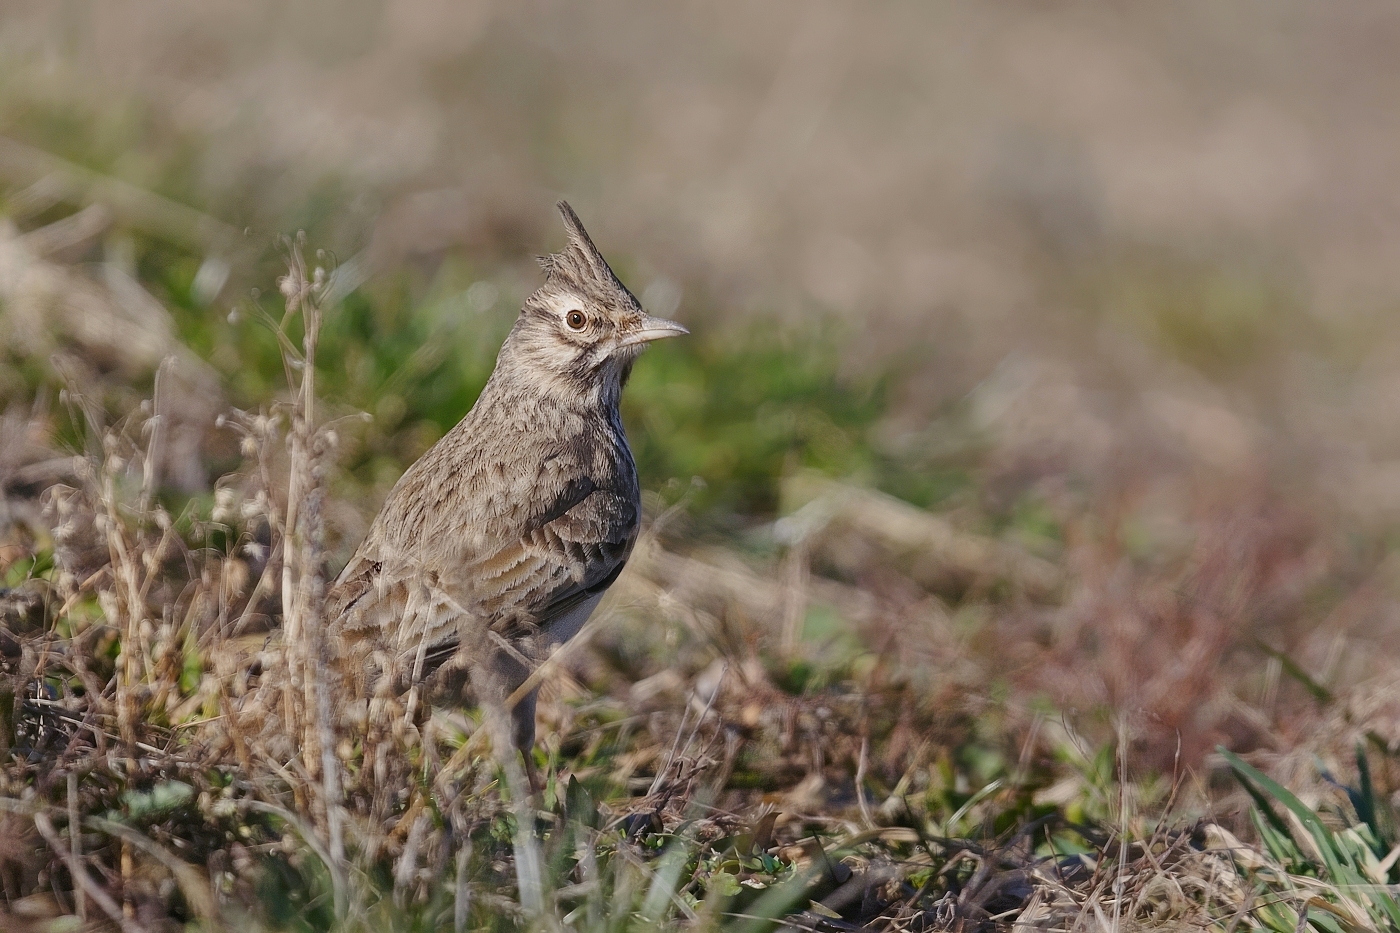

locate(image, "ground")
(4, 6), (1400, 929)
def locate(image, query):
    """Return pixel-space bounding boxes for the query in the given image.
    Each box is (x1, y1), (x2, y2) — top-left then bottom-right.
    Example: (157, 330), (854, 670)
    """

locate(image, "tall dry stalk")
(77, 367), (182, 917)
(271, 237), (348, 899)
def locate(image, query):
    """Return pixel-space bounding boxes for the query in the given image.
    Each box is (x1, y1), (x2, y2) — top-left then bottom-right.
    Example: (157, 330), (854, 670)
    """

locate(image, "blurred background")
(5, 0), (1400, 797)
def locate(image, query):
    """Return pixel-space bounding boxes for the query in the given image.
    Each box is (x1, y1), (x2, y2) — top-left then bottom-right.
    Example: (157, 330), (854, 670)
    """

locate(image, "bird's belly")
(541, 592), (604, 646)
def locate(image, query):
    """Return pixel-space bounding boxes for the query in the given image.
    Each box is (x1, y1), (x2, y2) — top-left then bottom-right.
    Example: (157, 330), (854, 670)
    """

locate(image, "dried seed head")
(213, 486), (239, 524)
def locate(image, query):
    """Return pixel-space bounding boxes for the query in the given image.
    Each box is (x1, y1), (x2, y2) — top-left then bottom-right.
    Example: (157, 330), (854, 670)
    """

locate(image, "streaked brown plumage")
(325, 202), (685, 773)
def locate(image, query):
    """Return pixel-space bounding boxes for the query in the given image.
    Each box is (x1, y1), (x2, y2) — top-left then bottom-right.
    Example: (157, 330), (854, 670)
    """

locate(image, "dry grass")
(0, 213), (1398, 932)
(4, 9), (1400, 921)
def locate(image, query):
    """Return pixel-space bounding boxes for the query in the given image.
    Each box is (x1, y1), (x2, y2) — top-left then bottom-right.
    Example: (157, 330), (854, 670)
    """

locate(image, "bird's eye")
(565, 310), (587, 331)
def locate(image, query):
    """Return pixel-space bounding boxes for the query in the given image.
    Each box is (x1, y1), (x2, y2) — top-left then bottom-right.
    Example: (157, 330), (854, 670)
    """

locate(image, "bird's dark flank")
(325, 202), (686, 784)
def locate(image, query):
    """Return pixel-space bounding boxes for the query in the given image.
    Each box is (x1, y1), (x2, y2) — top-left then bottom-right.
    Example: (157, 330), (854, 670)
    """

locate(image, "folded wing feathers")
(325, 496), (635, 683)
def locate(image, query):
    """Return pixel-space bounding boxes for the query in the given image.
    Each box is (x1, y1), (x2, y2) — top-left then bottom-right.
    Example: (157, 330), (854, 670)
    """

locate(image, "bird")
(324, 201), (686, 786)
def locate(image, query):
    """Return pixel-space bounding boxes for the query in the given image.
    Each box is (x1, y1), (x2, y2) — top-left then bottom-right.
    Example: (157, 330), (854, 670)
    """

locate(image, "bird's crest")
(537, 201), (640, 309)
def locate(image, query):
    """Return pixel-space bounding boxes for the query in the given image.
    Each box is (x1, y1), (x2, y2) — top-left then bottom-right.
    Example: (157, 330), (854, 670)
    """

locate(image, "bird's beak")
(619, 314), (689, 347)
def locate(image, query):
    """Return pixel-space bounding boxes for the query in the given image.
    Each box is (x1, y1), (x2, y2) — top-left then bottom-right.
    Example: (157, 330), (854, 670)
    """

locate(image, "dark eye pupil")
(567, 311), (585, 329)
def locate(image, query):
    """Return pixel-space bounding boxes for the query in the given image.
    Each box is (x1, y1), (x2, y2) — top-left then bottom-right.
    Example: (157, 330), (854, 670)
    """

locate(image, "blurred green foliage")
(626, 325), (884, 516)
(149, 247), (892, 519)
(0, 91), (911, 527)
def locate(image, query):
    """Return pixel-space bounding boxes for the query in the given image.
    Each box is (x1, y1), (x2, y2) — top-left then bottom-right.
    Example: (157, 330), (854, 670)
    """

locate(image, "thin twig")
(34, 810), (150, 933)
(855, 734), (873, 828)
(455, 839), (473, 933)
(66, 772), (85, 921)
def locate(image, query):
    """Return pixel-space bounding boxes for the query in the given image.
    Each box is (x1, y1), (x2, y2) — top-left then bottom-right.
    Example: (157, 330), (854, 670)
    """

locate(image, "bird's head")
(500, 202), (687, 403)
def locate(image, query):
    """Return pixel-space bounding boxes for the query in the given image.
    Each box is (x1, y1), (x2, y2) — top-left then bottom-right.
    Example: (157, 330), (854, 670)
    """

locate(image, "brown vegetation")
(4, 4), (1400, 929)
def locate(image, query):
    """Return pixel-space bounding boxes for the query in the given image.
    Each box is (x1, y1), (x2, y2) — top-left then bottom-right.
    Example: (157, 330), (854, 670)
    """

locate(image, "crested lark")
(326, 202), (686, 779)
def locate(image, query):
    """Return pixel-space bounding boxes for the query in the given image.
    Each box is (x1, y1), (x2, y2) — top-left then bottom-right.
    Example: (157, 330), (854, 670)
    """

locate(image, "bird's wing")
(327, 476), (637, 673)
(411, 484), (637, 677)
(523, 482), (638, 625)
(325, 556), (379, 629)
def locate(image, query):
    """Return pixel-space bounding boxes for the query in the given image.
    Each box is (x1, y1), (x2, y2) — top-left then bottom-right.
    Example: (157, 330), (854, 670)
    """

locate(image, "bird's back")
(326, 372), (640, 683)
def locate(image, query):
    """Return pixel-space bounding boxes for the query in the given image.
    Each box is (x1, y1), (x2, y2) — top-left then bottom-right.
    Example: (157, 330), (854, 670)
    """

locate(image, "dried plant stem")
(88, 816), (219, 923)
(274, 240), (347, 907)
(394, 812), (430, 904)
(779, 540), (810, 658)
(1113, 716), (1131, 932)
(454, 839), (473, 933)
(855, 735), (873, 828)
(101, 477), (149, 825)
(66, 771), (85, 921)
(137, 361), (168, 518)
(34, 810), (149, 933)
(245, 800), (347, 909)
(469, 652), (546, 919)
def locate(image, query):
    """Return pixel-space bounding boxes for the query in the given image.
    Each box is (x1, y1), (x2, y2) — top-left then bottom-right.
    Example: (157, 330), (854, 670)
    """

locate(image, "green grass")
(7, 97), (1400, 932)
